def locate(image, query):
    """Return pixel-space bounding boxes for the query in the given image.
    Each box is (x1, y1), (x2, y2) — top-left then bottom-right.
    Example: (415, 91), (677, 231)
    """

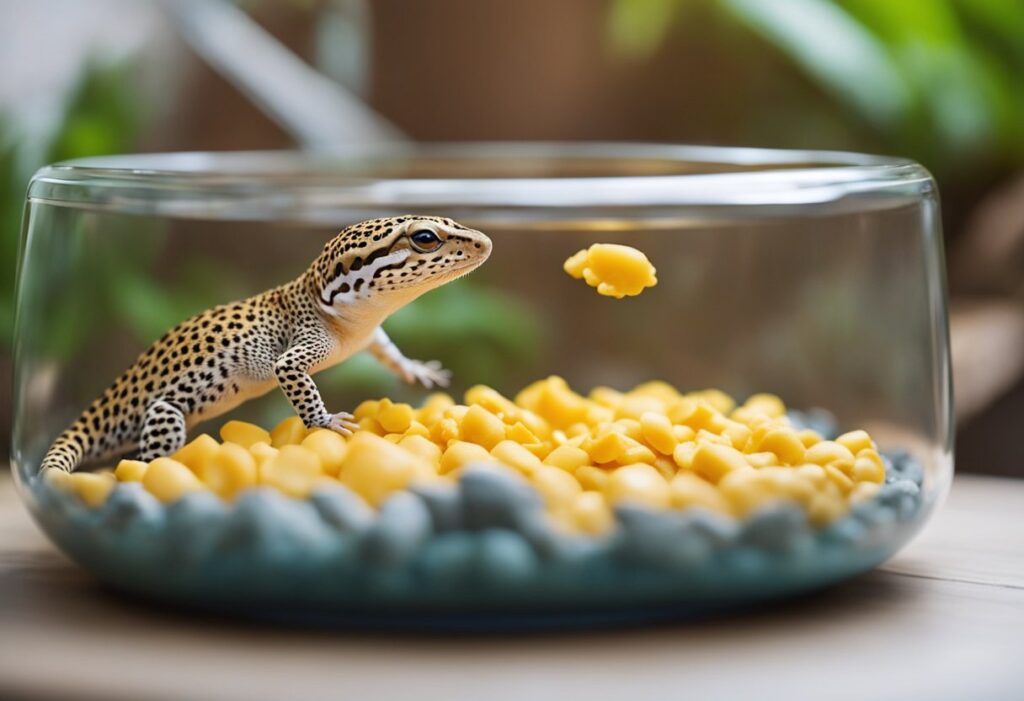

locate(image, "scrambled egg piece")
(563, 243), (657, 298)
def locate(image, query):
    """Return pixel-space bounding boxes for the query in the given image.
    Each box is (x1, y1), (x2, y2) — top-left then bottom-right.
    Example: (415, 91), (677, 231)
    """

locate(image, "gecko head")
(310, 215), (492, 317)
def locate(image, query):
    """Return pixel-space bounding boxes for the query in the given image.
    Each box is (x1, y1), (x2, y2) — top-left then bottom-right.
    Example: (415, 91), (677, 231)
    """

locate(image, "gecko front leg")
(369, 327), (451, 389)
(273, 330), (359, 435)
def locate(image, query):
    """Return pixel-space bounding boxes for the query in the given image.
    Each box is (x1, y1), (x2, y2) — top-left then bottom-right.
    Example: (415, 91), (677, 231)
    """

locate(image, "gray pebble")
(410, 481), (463, 532)
(850, 499), (898, 530)
(614, 505), (713, 569)
(164, 491), (229, 566)
(476, 529), (539, 586)
(886, 452), (924, 487)
(676, 508), (739, 548)
(361, 491), (432, 566)
(310, 483), (374, 534)
(819, 515), (868, 547)
(218, 488), (335, 563)
(739, 503), (811, 553)
(878, 479), (921, 521)
(98, 483), (164, 532)
(415, 533), (478, 588)
(515, 508), (571, 560)
(459, 464), (544, 531)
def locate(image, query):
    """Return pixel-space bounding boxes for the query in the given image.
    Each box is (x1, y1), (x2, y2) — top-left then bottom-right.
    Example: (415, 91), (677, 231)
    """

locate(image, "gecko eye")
(409, 229), (442, 252)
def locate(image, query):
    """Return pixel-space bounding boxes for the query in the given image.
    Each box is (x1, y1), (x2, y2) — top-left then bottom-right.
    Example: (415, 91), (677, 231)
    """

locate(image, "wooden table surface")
(1, 473), (1022, 701)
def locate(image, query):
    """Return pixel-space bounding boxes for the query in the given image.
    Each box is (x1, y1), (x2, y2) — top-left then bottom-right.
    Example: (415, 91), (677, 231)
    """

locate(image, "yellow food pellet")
(640, 411), (677, 455)
(300, 429), (348, 476)
(460, 405), (506, 450)
(716, 419), (753, 450)
(805, 441), (855, 466)
(824, 464), (855, 494)
(532, 465), (583, 510)
(632, 380), (680, 402)
(742, 393), (786, 418)
(491, 440), (543, 475)
(114, 459), (149, 482)
(417, 392), (455, 425)
(269, 416), (308, 447)
(573, 491), (614, 534)
(795, 463), (828, 487)
(70, 472), (116, 507)
(694, 389), (736, 414)
(696, 428), (731, 447)
(353, 399), (380, 421)
(575, 465), (610, 492)
(797, 429), (823, 448)
(430, 417), (460, 445)
(260, 445), (323, 499)
(756, 428), (806, 466)
(759, 467), (817, 506)
(691, 443), (748, 484)
(249, 441), (279, 466)
(439, 440), (495, 475)
(444, 404), (470, 423)
(836, 429), (875, 455)
(670, 398), (717, 429)
(852, 456), (885, 484)
(378, 402), (415, 434)
(398, 434), (443, 466)
(200, 442), (257, 499)
(543, 445), (591, 472)
(621, 441), (657, 465)
(402, 421), (430, 439)
(506, 422), (539, 445)
(745, 452), (779, 468)
(357, 416), (385, 435)
(465, 385), (517, 415)
(718, 469), (783, 516)
(670, 472), (733, 515)
(858, 446), (884, 465)
(588, 431), (630, 464)
(672, 424), (696, 443)
(219, 421), (272, 449)
(807, 493), (847, 525)
(563, 243), (657, 298)
(605, 463), (670, 509)
(850, 481), (882, 504)
(143, 457), (206, 504)
(338, 433), (433, 505)
(522, 442), (553, 460)
(617, 396), (665, 422)
(651, 457), (676, 480)
(172, 434), (221, 472)
(672, 441), (698, 470)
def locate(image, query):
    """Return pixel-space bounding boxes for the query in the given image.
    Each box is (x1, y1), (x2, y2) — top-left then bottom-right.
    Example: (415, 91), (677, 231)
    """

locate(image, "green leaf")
(723, 0), (911, 128)
(608, 0), (686, 57)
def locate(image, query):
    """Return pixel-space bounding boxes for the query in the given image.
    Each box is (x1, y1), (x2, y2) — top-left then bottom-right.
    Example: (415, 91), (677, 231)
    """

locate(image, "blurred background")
(1, 0), (1022, 476)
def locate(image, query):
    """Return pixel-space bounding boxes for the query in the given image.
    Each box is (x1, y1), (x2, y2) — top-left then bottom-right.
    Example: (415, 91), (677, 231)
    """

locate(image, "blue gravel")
(25, 445), (929, 619)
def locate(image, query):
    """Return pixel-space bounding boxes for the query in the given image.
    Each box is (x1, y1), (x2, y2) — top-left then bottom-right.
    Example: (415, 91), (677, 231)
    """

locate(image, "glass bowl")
(12, 144), (951, 627)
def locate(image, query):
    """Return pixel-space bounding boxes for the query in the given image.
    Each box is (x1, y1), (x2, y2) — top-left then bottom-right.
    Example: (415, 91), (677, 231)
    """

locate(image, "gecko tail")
(39, 430), (87, 474)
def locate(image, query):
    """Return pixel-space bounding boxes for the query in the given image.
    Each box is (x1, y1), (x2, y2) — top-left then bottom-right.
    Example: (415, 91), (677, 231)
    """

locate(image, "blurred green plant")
(2, 61), (243, 359)
(317, 278), (542, 397)
(609, 0), (1024, 174)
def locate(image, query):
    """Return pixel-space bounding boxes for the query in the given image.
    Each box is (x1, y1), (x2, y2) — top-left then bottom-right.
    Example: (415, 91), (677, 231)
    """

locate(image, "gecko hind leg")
(139, 399), (188, 462)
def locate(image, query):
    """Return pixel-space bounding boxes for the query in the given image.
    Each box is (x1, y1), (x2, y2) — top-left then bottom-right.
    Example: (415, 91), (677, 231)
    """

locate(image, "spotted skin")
(40, 216), (492, 473)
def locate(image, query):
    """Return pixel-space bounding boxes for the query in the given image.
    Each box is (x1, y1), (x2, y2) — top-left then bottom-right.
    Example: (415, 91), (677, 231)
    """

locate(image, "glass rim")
(26, 142), (935, 221)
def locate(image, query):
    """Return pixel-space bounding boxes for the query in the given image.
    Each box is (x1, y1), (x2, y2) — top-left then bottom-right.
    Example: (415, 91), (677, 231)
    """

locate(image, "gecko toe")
(328, 412), (358, 436)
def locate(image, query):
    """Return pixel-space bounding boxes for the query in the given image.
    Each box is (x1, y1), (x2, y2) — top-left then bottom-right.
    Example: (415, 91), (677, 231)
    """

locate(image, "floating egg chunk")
(563, 243), (657, 298)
